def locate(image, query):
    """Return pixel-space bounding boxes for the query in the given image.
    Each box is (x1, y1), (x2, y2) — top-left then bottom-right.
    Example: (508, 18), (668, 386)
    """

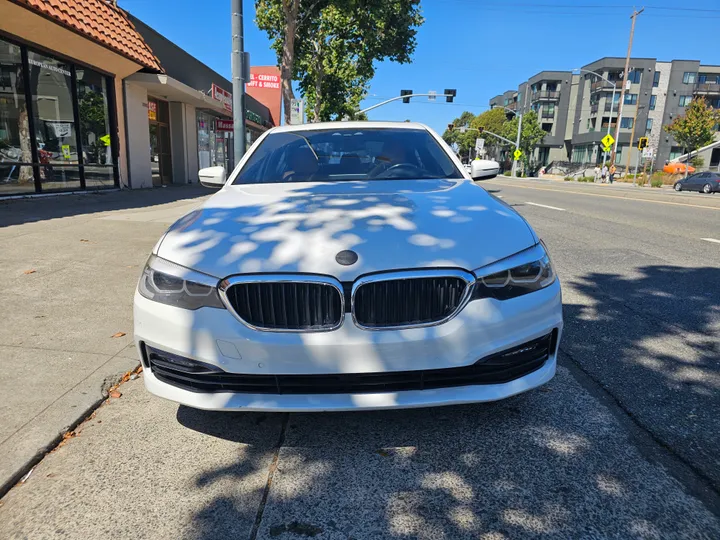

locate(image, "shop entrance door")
(148, 98), (172, 186)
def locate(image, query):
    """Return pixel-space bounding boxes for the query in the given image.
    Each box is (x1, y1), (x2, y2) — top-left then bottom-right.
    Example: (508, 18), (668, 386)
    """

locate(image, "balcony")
(694, 82), (720, 95)
(531, 90), (560, 102)
(506, 101), (518, 111)
(541, 111), (555, 119)
(591, 80), (616, 92)
(590, 103), (599, 114)
(604, 103), (617, 112)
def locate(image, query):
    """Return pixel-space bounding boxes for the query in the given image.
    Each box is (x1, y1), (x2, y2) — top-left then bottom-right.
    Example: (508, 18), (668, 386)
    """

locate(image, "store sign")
(28, 58), (70, 77)
(148, 101), (157, 120)
(246, 110), (262, 124)
(289, 99), (304, 125)
(216, 119), (234, 131)
(247, 72), (280, 90)
(212, 84), (233, 113)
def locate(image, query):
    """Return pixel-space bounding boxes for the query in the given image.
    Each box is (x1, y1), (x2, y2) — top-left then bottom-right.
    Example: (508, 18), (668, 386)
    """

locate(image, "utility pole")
(231, 0), (246, 166)
(611, 7), (644, 166)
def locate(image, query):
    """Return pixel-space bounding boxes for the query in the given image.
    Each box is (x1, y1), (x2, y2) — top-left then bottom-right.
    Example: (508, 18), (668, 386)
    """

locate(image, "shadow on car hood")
(157, 179), (536, 280)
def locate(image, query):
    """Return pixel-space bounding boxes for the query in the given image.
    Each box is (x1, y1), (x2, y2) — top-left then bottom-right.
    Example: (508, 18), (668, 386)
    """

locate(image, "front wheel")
(674, 182), (682, 191)
(703, 183), (712, 194)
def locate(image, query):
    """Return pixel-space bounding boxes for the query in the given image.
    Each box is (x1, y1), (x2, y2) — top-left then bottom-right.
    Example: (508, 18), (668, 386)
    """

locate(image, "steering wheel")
(370, 162), (423, 179)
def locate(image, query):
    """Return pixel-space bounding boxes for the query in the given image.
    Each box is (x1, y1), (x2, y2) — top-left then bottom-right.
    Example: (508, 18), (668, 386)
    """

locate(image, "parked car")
(134, 121), (562, 412)
(673, 171), (720, 193)
(663, 162), (695, 174)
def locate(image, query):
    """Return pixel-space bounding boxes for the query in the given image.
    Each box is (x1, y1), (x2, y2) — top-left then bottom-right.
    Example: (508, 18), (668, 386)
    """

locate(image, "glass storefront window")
(0, 36), (118, 195)
(76, 67), (114, 188)
(28, 51), (80, 191)
(196, 111), (233, 172)
(0, 39), (35, 194)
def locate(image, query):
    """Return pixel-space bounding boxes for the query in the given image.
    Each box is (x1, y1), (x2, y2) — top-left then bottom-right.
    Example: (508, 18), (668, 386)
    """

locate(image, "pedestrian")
(594, 165), (600, 183)
(601, 164), (608, 183)
(609, 164), (616, 183)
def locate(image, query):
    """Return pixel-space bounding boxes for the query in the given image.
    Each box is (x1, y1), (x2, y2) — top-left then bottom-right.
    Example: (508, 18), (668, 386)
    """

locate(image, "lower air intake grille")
(147, 331), (557, 395)
(223, 280), (342, 331)
(353, 275), (469, 328)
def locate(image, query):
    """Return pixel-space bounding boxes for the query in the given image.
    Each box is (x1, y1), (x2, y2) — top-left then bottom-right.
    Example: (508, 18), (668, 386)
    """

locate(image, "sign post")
(289, 99), (304, 125)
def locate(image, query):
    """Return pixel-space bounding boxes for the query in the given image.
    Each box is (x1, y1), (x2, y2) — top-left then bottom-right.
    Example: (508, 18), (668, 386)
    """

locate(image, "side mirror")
(198, 166), (226, 189)
(470, 159), (500, 181)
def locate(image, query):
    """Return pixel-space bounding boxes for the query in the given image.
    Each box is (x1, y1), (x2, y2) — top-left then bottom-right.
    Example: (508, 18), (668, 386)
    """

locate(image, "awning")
(125, 73), (230, 116)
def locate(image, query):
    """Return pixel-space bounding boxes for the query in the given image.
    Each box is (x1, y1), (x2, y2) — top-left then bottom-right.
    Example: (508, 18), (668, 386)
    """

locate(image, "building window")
(649, 95), (657, 110)
(624, 93), (638, 105)
(620, 118), (634, 129)
(646, 118), (653, 132)
(682, 72), (696, 84)
(698, 74), (707, 84)
(27, 50), (81, 191)
(627, 70), (641, 84)
(669, 146), (683, 160)
(653, 71), (660, 88)
(76, 68), (114, 188)
(679, 95), (692, 107)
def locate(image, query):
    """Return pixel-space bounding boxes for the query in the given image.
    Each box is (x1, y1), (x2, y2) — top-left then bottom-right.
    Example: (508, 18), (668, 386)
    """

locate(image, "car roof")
(266, 121), (432, 134)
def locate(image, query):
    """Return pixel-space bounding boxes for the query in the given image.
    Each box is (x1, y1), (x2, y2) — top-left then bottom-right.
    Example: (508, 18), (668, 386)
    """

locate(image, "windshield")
(232, 128), (462, 184)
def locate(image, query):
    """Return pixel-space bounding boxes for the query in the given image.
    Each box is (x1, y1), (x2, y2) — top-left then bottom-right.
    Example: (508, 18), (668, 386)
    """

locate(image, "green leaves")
(664, 97), (719, 154)
(255, 0), (424, 122)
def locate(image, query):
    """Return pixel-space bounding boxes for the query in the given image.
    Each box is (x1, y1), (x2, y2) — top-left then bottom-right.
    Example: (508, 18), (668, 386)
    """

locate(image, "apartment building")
(489, 57), (720, 170)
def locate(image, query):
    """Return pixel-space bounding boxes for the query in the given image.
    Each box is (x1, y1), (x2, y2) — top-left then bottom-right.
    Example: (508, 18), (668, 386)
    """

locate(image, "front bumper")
(134, 280), (563, 411)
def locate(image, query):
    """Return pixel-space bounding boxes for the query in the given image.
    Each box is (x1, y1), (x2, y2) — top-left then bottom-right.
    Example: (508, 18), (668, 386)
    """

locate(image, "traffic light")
(477, 126), (484, 134)
(638, 136), (648, 150)
(447, 123), (454, 131)
(401, 90), (412, 104)
(445, 89), (456, 103)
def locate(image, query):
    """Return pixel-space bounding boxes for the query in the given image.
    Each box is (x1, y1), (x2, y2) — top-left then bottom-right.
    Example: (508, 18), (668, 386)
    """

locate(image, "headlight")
(472, 243), (556, 301)
(138, 255), (225, 310)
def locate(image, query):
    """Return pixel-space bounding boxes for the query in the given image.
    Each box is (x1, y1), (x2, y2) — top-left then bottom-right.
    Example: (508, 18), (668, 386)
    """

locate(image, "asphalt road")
(1, 180), (719, 539)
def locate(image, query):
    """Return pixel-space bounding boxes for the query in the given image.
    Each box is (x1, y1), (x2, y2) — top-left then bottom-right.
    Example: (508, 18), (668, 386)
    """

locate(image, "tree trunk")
(312, 41), (323, 122)
(281, 0), (298, 124)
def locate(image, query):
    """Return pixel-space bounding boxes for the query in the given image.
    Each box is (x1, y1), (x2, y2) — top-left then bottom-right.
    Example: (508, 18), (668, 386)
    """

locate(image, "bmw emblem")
(335, 250), (358, 266)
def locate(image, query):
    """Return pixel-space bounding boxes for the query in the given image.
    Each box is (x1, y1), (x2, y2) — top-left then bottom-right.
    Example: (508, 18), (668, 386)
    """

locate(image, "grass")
(564, 176), (573, 181)
(651, 178), (664, 188)
(503, 171), (511, 177)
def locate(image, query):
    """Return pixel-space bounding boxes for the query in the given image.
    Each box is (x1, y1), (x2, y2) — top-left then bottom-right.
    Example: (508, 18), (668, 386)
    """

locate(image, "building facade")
(489, 56), (720, 171)
(0, 0), (274, 197)
(0, 0), (160, 196)
(125, 15), (273, 188)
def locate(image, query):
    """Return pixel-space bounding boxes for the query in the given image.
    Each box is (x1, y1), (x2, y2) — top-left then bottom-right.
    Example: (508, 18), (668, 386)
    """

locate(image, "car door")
(686, 172), (704, 191)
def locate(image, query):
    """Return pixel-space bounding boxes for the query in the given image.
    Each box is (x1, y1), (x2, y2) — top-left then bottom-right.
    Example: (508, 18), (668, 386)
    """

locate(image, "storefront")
(0, 0), (161, 197)
(126, 15), (274, 188)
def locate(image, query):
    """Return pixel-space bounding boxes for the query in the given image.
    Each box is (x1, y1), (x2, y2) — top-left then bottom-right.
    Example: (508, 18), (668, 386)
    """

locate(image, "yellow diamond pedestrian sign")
(602, 145), (612, 153)
(601, 134), (615, 148)
(513, 149), (522, 160)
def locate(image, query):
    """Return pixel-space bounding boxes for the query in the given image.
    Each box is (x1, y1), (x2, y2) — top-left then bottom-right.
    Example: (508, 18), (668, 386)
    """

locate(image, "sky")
(119, 0), (720, 134)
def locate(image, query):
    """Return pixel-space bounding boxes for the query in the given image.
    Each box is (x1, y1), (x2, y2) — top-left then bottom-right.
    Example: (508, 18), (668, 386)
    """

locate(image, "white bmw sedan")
(134, 121), (562, 411)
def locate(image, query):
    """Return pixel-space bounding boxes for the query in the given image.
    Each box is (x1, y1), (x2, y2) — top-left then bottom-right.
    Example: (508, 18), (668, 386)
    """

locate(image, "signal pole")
(611, 7), (644, 166)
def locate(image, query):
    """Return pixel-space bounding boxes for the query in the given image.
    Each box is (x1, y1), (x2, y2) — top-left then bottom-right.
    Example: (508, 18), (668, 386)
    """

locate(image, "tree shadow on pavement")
(177, 368), (719, 540)
(561, 265), (720, 493)
(0, 185), (209, 228)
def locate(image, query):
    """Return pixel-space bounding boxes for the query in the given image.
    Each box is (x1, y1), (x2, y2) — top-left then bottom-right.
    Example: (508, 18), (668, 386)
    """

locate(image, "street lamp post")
(573, 69), (618, 166)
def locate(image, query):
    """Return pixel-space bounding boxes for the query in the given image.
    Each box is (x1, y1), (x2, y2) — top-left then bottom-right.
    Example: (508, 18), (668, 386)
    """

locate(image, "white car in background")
(134, 121), (562, 412)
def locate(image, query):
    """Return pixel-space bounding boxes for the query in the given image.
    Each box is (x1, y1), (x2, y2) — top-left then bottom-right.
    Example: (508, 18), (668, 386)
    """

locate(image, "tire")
(674, 183), (682, 192)
(703, 183), (712, 194)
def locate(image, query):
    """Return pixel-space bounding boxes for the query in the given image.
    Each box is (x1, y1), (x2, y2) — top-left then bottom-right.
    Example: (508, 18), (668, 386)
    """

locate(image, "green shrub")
(577, 176), (594, 182)
(503, 171), (511, 176)
(650, 178), (663, 188)
(564, 176), (573, 181)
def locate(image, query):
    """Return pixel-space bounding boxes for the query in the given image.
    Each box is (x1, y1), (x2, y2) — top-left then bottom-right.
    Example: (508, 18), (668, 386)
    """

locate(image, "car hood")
(157, 179), (537, 280)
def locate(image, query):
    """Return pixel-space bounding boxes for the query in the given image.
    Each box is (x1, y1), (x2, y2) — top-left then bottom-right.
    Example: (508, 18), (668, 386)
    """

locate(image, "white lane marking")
(525, 202), (566, 211)
(701, 238), (720, 244)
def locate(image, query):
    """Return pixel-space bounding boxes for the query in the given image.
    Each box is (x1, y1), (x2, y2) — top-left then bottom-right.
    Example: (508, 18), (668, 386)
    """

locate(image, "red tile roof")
(12, 0), (162, 71)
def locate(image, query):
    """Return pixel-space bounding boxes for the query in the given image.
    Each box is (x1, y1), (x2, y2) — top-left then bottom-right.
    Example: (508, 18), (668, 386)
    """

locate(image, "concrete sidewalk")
(0, 186), (210, 495)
